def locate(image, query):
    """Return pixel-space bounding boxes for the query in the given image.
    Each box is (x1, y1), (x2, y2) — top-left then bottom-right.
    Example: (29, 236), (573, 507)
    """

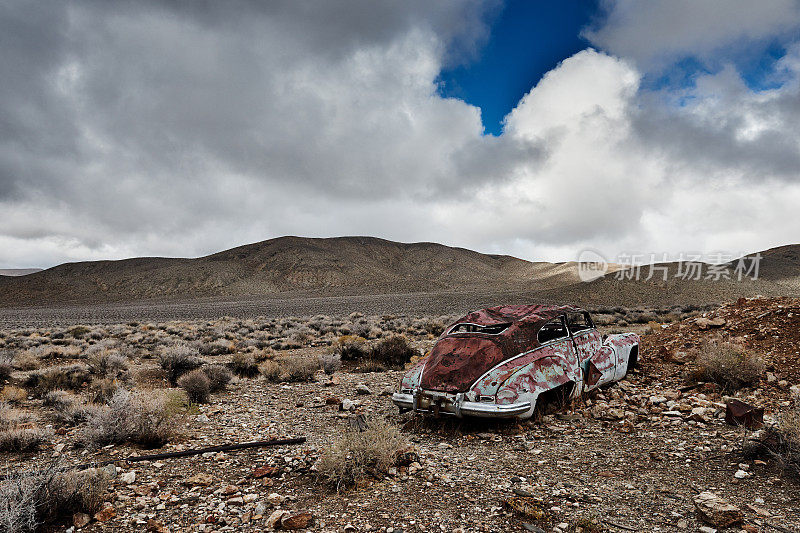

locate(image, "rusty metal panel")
(725, 399), (764, 429)
(419, 304), (582, 393)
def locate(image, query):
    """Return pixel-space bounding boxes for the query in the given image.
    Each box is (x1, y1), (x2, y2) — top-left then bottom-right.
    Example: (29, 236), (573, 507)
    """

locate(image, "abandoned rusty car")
(392, 304), (639, 419)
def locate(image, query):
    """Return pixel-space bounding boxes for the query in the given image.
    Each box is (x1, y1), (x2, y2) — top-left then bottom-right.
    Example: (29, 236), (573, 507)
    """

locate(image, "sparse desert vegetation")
(0, 299), (797, 531)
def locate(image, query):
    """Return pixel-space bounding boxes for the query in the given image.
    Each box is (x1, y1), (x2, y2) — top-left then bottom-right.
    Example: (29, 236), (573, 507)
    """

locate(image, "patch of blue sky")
(437, 0), (600, 136)
(642, 39), (792, 99)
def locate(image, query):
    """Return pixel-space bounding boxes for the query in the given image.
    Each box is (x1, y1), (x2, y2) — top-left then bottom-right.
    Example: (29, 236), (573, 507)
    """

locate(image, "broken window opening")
(537, 318), (569, 344)
(448, 322), (511, 335)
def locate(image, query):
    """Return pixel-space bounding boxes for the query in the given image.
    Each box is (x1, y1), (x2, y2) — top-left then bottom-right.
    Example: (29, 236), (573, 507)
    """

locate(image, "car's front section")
(392, 332), (537, 419)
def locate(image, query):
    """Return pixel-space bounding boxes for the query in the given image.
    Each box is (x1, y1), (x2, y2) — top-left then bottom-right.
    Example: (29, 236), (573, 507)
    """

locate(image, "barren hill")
(0, 236), (575, 306)
(1, 237), (799, 310)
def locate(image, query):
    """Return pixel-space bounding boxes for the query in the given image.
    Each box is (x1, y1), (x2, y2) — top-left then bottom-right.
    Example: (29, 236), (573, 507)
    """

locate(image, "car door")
(566, 311), (602, 366)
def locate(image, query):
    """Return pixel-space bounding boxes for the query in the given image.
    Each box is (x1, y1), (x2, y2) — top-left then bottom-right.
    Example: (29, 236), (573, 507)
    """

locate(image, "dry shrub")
(87, 350), (129, 380)
(0, 463), (110, 532)
(693, 339), (764, 391)
(24, 365), (91, 396)
(66, 326), (91, 339)
(228, 353), (259, 378)
(746, 408), (800, 477)
(202, 364), (233, 392)
(259, 361), (282, 382)
(354, 359), (388, 373)
(253, 348), (276, 363)
(0, 386), (27, 404)
(13, 351), (41, 371)
(44, 391), (100, 426)
(158, 344), (203, 385)
(0, 355), (13, 382)
(335, 336), (369, 362)
(319, 353), (342, 375)
(177, 369), (211, 404)
(316, 419), (406, 491)
(83, 389), (177, 448)
(197, 340), (233, 356)
(260, 358), (318, 383)
(422, 319), (445, 336)
(88, 378), (123, 404)
(280, 357), (318, 383)
(367, 335), (418, 370)
(0, 428), (50, 452)
(0, 404), (33, 431)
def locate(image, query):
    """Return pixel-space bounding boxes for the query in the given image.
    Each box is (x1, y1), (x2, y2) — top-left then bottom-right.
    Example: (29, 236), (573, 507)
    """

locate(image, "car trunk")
(419, 336), (509, 393)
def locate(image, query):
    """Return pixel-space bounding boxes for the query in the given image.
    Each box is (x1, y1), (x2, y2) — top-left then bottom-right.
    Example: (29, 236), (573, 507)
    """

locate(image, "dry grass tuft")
(693, 339), (764, 391)
(0, 386), (27, 404)
(279, 357), (319, 383)
(259, 360), (282, 382)
(0, 428), (50, 452)
(316, 419), (407, 491)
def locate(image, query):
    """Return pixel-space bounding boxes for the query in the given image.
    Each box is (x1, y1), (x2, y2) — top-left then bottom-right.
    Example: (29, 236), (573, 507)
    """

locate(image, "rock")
(698, 527), (717, 533)
(184, 473), (214, 486)
(694, 491), (743, 527)
(734, 469), (750, 479)
(267, 492), (285, 505)
(196, 414), (210, 423)
(252, 465), (280, 478)
(146, 519), (169, 533)
(254, 501), (266, 517)
(765, 372), (776, 383)
(778, 380), (790, 390)
(266, 510), (288, 528)
(227, 496), (244, 505)
(355, 384), (372, 395)
(341, 399), (356, 411)
(281, 511), (313, 529)
(120, 471), (136, 485)
(380, 386), (394, 396)
(696, 317), (726, 330)
(72, 512), (91, 528)
(93, 504), (116, 522)
(222, 484), (239, 495)
(325, 397), (341, 405)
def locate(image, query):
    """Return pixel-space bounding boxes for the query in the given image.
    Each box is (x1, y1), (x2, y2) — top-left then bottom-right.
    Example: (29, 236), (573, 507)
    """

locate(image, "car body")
(392, 304), (639, 419)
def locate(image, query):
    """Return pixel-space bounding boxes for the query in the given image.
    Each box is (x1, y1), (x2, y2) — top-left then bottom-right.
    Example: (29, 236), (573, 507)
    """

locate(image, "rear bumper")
(392, 390), (531, 419)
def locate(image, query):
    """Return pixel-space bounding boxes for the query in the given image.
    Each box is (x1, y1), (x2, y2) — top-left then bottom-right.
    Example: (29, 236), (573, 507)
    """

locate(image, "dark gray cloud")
(2, 0), (800, 269)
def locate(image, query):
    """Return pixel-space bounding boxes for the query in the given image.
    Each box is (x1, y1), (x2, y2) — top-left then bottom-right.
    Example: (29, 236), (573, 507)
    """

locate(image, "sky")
(2, 0), (800, 269)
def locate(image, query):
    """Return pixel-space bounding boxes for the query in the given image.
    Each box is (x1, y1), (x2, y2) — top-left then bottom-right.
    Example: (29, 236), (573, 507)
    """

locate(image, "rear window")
(448, 322), (511, 335)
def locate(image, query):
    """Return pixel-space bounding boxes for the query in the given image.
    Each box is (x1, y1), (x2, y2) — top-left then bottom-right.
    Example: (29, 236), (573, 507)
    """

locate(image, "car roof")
(454, 304), (583, 326)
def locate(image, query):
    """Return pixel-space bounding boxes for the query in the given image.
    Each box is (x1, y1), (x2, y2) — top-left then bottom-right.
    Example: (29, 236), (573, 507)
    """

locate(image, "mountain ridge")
(1, 236), (799, 307)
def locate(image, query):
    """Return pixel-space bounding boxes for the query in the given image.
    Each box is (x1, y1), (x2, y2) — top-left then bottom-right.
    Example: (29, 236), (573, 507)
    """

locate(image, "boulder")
(693, 491), (743, 527)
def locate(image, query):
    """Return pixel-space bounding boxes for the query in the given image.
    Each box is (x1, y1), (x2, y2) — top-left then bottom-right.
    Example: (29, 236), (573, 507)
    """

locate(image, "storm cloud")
(2, 0), (800, 268)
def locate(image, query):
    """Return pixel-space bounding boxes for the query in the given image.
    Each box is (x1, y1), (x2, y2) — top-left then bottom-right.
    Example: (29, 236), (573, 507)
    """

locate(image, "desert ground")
(1, 298), (799, 532)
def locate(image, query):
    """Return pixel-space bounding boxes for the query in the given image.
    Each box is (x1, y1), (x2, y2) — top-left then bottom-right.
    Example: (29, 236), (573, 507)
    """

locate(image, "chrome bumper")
(392, 391), (531, 418)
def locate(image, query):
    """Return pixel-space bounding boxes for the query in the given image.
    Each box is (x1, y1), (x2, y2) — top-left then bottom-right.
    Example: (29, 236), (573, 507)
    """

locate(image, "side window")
(537, 317), (569, 344)
(567, 312), (593, 334)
